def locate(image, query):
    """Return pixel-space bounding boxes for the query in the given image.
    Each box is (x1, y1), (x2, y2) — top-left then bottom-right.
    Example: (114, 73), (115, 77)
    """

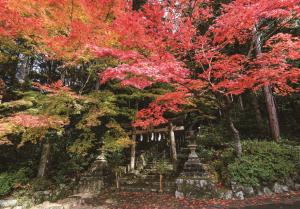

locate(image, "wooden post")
(159, 174), (163, 193)
(169, 123), (177, 169)
(130, 133), (136, 171)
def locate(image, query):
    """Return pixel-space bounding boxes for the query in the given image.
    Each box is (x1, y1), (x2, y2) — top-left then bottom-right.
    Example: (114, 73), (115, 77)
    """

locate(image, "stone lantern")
(96, 142), (107, 164)
(175, 126), (215, 199)
(183, 127), (205, 177)
(76, 141), (108, 193)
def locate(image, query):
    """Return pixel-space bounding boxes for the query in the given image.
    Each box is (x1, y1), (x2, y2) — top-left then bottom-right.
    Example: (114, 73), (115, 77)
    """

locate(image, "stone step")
(119, 186), (176, 193)
(120, 180), (176, 187)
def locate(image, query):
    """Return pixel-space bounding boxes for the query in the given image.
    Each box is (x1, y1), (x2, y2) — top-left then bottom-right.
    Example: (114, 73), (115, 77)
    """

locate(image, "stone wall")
(175, 176), (216, 199)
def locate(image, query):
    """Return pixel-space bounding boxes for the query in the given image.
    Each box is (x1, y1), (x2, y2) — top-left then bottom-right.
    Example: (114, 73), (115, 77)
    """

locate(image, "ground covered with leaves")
(78, 190), (300, 209)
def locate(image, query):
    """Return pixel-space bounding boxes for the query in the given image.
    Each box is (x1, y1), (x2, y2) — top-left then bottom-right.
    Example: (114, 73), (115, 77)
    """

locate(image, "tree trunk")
(263, 86), (280, 141)
(16, 55), (30, 84)
(238, 95), (244, 111)
(169, 123), (177, 170)
(228, 115), (242, 158)
(37, 141), (51, 177)
(249, 92), (264, 129)
(254, 25), (280, 141)
(130, 133), (136, 171)
(95, 80), (100, 90)
(224, 96), (242, 157)
(159, 174), (163, 193)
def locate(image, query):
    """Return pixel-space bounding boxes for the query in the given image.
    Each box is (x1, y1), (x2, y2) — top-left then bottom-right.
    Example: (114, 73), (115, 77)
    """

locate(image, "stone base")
(175, 176), (216, 199)
(76, 159), (108, 194)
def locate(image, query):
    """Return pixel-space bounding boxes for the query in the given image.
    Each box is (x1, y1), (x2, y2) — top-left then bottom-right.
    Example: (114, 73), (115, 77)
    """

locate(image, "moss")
(0, 100), (33, 113)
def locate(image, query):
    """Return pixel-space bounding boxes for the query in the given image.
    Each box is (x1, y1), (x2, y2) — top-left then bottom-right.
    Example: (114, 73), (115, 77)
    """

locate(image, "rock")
(105, 199), (117, 204)
(273, 183), (283, 193)
(286, 178), (295, 189)
(199, 180), (208, 187)
(235, 191), (244, 200)
(0, 199), (18, 207)
(231, 181), (244, 192)
(244, 186), (255, 197)
(31, 201), (63, 209)
(273, 183), (289, 193)
(223, 190), (233, 200)
(175, 191), (184, 198)
(295, 183), (300, 190)
(257, 189), (264, 196)
(263, 187), (273, 196)
(176, 179), (183, 184)
(13, 206), (23, 209)
(282, 185), (289, 192)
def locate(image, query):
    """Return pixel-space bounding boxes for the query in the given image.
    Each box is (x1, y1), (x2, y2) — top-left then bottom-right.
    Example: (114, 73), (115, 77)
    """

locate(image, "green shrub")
(0, 168), (30, 197)
(154, 160), (173, 175)
(227, 141), (300, 187)
(30, 178), (53, 191)
(0, 172), (14, 196)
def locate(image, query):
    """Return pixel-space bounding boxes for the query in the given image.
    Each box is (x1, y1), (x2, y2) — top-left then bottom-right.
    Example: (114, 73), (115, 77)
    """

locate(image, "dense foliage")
(227, 141), (300, 187)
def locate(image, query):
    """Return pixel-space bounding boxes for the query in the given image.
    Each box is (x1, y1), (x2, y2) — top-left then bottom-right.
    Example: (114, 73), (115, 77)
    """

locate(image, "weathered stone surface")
(199, 180), (208, 187)
(235, 191), (244, 200)
(273, 183), (289, 193)
(175, 191), (184, 199)
(286, 178), (295, 189)
(0, 199), (18, 207)
(104, 199), (117, 204)
(257, 189), (264, 196)
(263, 187), (273, 196)
(244, 186), (255, 197)
(176, 179), (183, 184)
(175, 176), (215, 199)
(231, 181), (244, 193)
(273, 183), (284, 193)
(282, 185), (289, 192)
(295, 183), (300, 190)
(31, 201), (63, 209)
(223, 190), (233, 200)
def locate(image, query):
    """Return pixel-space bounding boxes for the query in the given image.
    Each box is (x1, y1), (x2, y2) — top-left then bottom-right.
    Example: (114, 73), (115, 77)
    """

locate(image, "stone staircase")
(118, 161), (177, 193)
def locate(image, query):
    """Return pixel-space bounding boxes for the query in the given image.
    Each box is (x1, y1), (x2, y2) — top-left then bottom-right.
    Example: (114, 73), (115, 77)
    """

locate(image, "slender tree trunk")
(254, 25), (280, 141)
(60, 69), (66, 85)
(37, 141), (51, 177)
(130, 133), (136, 171)
(263, 86), (280, 141)
(228, 115), (242, 158)
(169, 123), (177, 170)
(238, 95), (244, 111)
(249, 92), (264, 129)
(224, 96), (242, 157)
(95, 80), (100, 90)
(159, 174), (163, 193)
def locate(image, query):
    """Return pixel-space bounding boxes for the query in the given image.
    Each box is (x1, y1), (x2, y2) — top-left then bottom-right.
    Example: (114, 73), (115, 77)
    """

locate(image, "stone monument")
(175, 127), (216, 199)
(182, 128), (206, 176)
(76, 143), (108, 193)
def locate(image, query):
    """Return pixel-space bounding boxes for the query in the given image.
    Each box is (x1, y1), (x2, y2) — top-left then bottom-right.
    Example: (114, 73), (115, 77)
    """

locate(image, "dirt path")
(76, 190), (300, 209)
